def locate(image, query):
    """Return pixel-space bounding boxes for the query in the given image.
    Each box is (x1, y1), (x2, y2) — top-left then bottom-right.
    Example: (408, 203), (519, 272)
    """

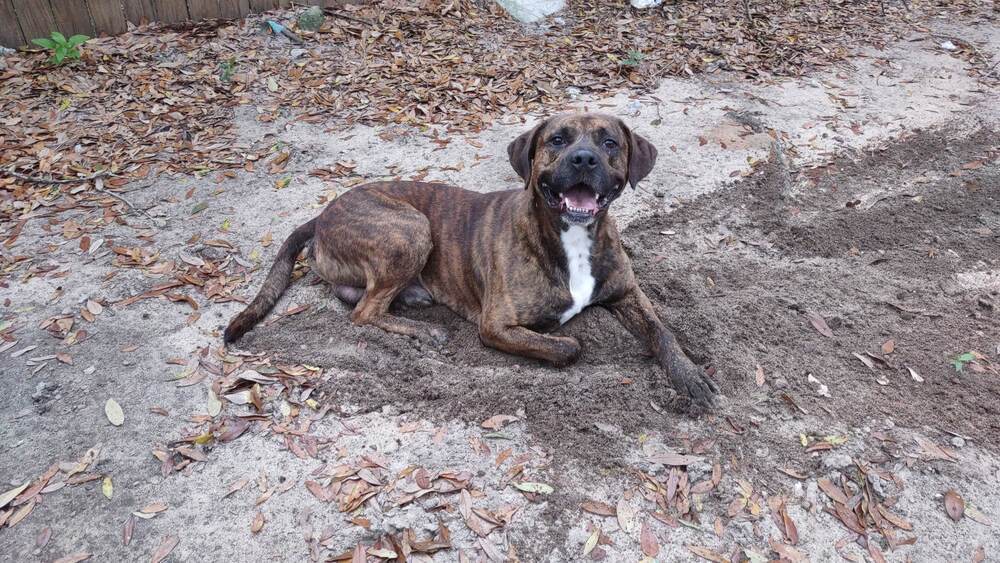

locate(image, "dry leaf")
(944, 489), (965, 522)
(881, 339), (895, 354)
(150, 535), (179, 563)
(122, 514), (136, 546)
(251, 511), (265, 533)
(581, 500), (615, 516)
(640, 520), (659, 557)
(105, 398), (124, 426)
(481, 414), (519, 430)
(102, 476), (113, 499)
(616, 497), (636, 533)
(755, 364), (765, 387)
(582, 528), (599, 556)
(805, 310), (834, 337)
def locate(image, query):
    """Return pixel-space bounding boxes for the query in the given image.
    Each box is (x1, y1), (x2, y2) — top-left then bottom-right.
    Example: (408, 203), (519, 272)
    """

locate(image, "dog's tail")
(224, 218), (318, 344)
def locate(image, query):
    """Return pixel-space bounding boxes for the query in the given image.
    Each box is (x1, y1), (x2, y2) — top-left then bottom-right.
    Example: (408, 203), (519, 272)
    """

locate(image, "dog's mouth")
(540, 181), (617, 223)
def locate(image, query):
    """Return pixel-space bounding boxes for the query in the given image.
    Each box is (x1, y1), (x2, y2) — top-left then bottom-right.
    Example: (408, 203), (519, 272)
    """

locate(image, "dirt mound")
(243, 125), (1000, 463)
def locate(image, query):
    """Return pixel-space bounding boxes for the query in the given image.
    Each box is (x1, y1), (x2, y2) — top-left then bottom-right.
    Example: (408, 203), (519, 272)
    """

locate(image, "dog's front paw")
(667, 356), (719, 410)
(550, 336), (581, 367)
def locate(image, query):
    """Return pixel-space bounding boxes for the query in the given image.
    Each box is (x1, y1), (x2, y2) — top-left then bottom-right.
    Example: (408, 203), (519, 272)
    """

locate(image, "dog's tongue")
(561, 186), (599, 213)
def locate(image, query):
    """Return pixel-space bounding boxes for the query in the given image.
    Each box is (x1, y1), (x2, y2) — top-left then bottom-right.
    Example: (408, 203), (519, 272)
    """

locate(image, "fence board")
(187, 0), (220, 19)
(153, 0), (188, 23)
(0, 0), (26, 47)
(88, 0), (127, 35)
(50, 0), (96, 37)
(11, 0), (57, 41)
(123, 0), (157, 25)
(248, 0), (278, 13)
(218, 0), (249, 19)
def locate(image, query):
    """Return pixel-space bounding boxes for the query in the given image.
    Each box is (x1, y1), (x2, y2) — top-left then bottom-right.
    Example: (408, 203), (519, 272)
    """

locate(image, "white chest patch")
(559, 225), (595, 325)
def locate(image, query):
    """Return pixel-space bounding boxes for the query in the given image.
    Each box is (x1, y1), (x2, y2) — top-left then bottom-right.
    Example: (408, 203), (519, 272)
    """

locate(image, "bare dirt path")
(1, 11), (998, 563)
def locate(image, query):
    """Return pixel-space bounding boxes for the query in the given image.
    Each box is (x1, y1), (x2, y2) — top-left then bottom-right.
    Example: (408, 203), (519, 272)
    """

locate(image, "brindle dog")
(224, 113), (718, 408)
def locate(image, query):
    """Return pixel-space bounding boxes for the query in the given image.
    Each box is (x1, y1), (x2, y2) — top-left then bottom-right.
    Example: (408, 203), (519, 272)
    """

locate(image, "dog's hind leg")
(345, 212), (445, 344)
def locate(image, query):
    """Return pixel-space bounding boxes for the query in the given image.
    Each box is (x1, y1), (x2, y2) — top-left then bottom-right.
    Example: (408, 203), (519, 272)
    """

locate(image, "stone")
(822, 452), (853, 470)
(494, 0), (565, 23)
(630, 0), (662, 7)
(950, 436), (966, 448)
(297, 6), (325, 31)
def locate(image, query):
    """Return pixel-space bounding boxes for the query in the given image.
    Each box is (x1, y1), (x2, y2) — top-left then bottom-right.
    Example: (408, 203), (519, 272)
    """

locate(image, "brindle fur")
(224, 113), (718, 407)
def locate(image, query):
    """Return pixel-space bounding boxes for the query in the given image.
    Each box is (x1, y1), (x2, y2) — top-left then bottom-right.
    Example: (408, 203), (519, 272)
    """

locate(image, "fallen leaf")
(755, 365), (765, 387)
(688, 545), (728, 562)
(583, 528), (599, 556)
(52, 554), (91, 563)
(207, 388), (222, 417)
(881, 339), (895, 354)
(944, 489), (965, 522)
(122, 514), (135, 546)
(224, 477), (250, 498)
(973, 546), (986, 563)
(616, 497), (636, 533)
(906, 366), (924, 383)
(513, 482), (553, 494)
(806, 310), (834, 338)
(150, 535), (179, 563)
(640, 520), (659, 557)
(818, 478), (849, 505)
(581, 500), (615, 516)
(966, 505), (993, 526)
(853, 352), (876, 371)
(140, 502), (167, 514)
(0, 483), (29, 509)
(105, 398), (124, 426)
(481, 414), (519, 430)
(102, 476), (113, 499)
(647, 452), (703, 466)
(251, 511), (265, 533)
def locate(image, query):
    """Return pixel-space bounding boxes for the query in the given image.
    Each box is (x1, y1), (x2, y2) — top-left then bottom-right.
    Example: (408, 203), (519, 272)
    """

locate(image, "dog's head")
(507, 112), (657, 226)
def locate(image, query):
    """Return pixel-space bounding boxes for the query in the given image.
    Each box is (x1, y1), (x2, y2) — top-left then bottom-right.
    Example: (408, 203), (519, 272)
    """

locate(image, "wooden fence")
(0, 0), (337, 48)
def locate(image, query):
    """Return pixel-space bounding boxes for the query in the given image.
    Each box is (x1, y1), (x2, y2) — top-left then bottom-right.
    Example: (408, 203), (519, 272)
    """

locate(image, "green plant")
(621, 50), (646, 67)
(32, 32), (89, 65)
(951, 351), (978, 372)
(219, 57), (237, 82)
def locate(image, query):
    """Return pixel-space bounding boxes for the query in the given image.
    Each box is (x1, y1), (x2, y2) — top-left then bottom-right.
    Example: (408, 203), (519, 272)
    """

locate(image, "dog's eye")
(549, 136), (565, 146)
(603, 139), (619, 150)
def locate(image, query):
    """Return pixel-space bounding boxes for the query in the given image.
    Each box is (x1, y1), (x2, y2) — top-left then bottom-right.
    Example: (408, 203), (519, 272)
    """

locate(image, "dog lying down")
(225, 112), (718, 409)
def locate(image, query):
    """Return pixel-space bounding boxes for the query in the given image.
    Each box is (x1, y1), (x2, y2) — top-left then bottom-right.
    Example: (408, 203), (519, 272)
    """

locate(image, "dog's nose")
(569, 149), (598, 170)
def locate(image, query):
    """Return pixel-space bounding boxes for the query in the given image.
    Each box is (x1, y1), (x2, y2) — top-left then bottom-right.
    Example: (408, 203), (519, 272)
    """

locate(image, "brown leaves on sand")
(806, 310), (835, 338)
(944, 490), (965, 522)
(150, 535), (179, 563)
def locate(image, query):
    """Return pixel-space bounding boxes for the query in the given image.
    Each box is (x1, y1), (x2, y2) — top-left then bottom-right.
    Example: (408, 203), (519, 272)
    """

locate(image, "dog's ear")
(507, 118), (548, 188)
(620, 121), (658, 189)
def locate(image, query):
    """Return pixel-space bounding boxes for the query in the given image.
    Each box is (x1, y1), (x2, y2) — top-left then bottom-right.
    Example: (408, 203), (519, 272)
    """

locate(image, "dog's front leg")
(605, 286), (718, 409)
(479, 322), (581, 367)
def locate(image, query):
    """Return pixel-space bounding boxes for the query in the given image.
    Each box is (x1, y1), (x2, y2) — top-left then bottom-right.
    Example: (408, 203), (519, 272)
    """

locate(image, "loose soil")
(245, 125), (1000, 472)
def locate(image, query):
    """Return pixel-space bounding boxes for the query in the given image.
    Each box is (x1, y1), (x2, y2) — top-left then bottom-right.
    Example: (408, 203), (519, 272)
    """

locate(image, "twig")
(4, 167), (108, 185)
(4, 166), (161, 226)
(742, 0), (754, 24)
(92, 177), (162, 226)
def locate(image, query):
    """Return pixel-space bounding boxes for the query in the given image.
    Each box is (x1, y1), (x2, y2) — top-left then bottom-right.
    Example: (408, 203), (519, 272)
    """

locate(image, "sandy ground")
(1, 16), (999, 563)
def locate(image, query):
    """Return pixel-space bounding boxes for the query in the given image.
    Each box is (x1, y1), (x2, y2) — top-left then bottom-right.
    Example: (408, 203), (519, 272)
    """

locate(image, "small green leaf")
(952, 352), (978, 372)
(51, 31), (67, 44)
(191, 201), (208, 215)
(53, 51), (66, 64)
(68, 34), (89, 46)
(513, 482), (554, 495)
(32, 37), (57, 49)
(102, 476), (113, 499)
